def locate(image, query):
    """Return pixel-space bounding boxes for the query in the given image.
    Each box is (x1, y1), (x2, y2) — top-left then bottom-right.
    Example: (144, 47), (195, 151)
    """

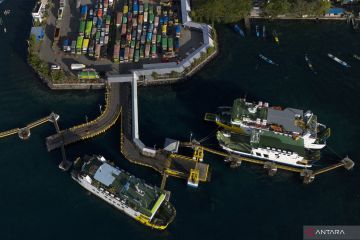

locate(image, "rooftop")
(266, 108), (303, 133)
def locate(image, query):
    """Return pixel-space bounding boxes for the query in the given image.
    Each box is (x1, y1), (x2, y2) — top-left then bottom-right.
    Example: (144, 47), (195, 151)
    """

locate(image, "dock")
(181, 142), (354, 184)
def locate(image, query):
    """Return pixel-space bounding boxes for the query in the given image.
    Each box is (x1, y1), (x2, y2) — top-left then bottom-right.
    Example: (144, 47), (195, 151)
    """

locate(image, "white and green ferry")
(205, 98), (331, 168)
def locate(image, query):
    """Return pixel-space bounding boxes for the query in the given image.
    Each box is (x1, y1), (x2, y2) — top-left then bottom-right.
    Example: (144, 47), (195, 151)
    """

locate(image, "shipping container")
(71, 40), (76, 54)
(78, 70), (99, 80)
(129, 48), (134, 62)
(109, 0), (114, 7)
(89, 9), (94, 17)
(97, 18), (103, 28)
(148, 23), (154, 33)
(121, 23), (127, 35)
(145, 43), (150, 58)
(123, 5), (128, 14)
(105, 24), (110, 34)
(168, 37), (173, 51)
(161, 36), (167, 50)
(174, 38), (180, 52)
(153, 27), (157, 35)
(156, 34), (161, 44)
(76, 36), (83, 54)
(81, 5), (87, 20)
(95, 31), (101, 43)
(139, 5), (144, 13)
(144, 3), (148, 12)
(121, 37), (127, 48)
(116, 12), (123, 26)
(95, 44), (101, 59)
(137, 24), (142, 33)
(175, 24), (180, 38)
(149, 5), (153, 14)
(91, 26), (97, 37)
(132, 30), (136, 40)
(124, 47), (130, 62)
(135, 41), (140, 49)
(151, 44), (157, 58)
(104, 35), (109, 44)
(151, 34), (156, 44)
(104, 0), (109, 8)
(113, 43), (120, 62)
(154, 16), (159, 27)
(54, 27), (61, 42)
(100, 36), (104, 45)
(130, 40), (135, 48)
(128, 12), (133, 23)
(60, 0), (65, 7)
(134, 49), (140, 62)
(85, 21), (92, 37)
(144, 12), (148, 23)
(63, 39), (69, 51)
(126, 33), (131, 42)
(93, 17), (97, 25)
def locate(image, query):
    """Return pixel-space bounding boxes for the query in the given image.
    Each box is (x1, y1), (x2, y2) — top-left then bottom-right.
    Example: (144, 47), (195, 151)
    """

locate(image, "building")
(30, 27), (45, 43)
(325, 8), (345, 17)
(31, 0), (48, 23)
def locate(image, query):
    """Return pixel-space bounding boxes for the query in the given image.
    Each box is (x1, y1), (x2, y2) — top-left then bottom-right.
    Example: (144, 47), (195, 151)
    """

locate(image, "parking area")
(37, 0), (206, 76)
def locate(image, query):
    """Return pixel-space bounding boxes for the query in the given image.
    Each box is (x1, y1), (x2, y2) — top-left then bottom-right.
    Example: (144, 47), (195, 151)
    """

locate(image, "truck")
(161, 36), (167, 50)
(144, 11), (148, 23)
(134, 49), (140, 62)
(82, 38), (89, 53)
(88, 40), (95, 56)
(154, 16), (159, 27)
(92, 17), (97, 26)
(116, 12), (123, 26)
(132, 18), (137, 27)
(145, 43), (150, 58)
(168, 37), (173, 51)
(175, 25), (180, 38)
(141, 34), (146, 44)
(85, 20), (92, 38)
(124, 47), (130, 62)
(79, 20), (85, 35)
(138, 14), (144, 25)
(121, 23), (127, 35)
(103, 0), (109, 8)
(113, 43), (120, 62)
(151, 44), (157, 58)
(63, 39), (70, 51)
(91, 26), (97, 37)
(54, 27), (61, 42)
(139, 4), (144, 13)
(94, 43), (101, 59)
(71, 40), (76, 54)
(140, 45), (144, 58)
(81, 5), (87, 20)
(146, 32), (152, 43)
(76, 36), (83, 54)
(174, 38), (180, 52)
(129, 48), (134, 62)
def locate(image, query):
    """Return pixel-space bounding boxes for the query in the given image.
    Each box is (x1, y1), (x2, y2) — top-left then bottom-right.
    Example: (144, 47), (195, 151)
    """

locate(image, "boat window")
(256, 152), (261, 156)
(264, 154), (269, 158)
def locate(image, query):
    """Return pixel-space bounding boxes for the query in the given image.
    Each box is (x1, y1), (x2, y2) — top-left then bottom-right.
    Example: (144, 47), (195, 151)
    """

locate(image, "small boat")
(259, 54), (278, 66)
(273, 30), (279, 44)
(353, 54), (360, 61)
(305, 54), (317, 74)
(233, 24), (245, 37)
(255, 25), (260, 37)
(3, 27), (6, 33)
(262, 25), (266, 38)
(70, 63), (86, 70)
(327, 53), (351, 68)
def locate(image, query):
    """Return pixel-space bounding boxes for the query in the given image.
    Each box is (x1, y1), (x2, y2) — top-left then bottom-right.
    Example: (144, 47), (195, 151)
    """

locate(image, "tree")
(191, 0), (251, 23)
(310, 0), (331, 16)
(263, 0), (291, 17)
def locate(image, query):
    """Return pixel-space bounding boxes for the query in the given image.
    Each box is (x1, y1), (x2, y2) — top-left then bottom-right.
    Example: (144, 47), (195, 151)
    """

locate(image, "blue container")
(81, 5), (88, 16)
(133, 4), (139, 14)
(97, 18), (103, 28)
(146, 32), (152, 42)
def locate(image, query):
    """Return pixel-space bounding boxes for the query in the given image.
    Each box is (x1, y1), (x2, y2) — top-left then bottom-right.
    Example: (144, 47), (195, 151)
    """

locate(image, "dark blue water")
(0, 1), (359, 239)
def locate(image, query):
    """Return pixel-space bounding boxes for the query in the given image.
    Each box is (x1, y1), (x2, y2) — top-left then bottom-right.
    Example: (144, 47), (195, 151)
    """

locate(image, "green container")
(135, 49), (140, 62)
(168, 37), (173, 51)
(79, 20), (85, 34)
(156, 34), (161, 44)
(85, 20), (93, 37)
(162, 36), (167, 50)
(76, 36), (84, 54)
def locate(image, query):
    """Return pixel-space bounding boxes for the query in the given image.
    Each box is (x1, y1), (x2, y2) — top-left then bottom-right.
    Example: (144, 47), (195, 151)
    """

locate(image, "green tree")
(263, 0), (291, 17)
(310, 0), (331, 16)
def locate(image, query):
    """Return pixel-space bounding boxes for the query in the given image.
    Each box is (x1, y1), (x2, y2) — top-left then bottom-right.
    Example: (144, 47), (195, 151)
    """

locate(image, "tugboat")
(234, 24), (245, 37)
(327, 53), (351, 68)
(272, 30), (279, 44)
(262, 25), (266, 38)
(305, 54), (317, 74)
(259, 54), (278, 66)
(255, 25), (260, 37)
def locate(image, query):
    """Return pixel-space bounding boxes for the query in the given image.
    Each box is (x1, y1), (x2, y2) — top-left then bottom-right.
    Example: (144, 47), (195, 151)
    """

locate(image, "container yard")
(55, 0), (181, 64)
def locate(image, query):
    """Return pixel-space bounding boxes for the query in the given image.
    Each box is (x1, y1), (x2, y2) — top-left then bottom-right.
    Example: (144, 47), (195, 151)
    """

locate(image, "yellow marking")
(135, 214), (168, 230)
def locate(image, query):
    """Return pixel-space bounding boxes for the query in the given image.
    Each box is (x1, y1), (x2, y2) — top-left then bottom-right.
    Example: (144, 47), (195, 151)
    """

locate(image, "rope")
(198, 127), (219, 143)
(326, 145), (342, 159)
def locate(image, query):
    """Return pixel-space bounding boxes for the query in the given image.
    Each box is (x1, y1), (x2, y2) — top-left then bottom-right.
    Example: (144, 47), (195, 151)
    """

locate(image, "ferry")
(259, 54), (278, 66)
(72, 155), (176, 230)
(204, 98), (331, 168)
(233, 24), (245, 37)
(353, 54), (360, 61)
(272, 30), (279, 44)
(255, 25), (260, 37)
(262, 25), (266, 38)
(327, 53), (351, 68)
(305, 54), (316, 74)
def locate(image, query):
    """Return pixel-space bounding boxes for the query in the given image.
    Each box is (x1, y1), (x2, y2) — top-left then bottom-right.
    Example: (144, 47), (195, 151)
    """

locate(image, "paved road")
(46, 83), (121, 151)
